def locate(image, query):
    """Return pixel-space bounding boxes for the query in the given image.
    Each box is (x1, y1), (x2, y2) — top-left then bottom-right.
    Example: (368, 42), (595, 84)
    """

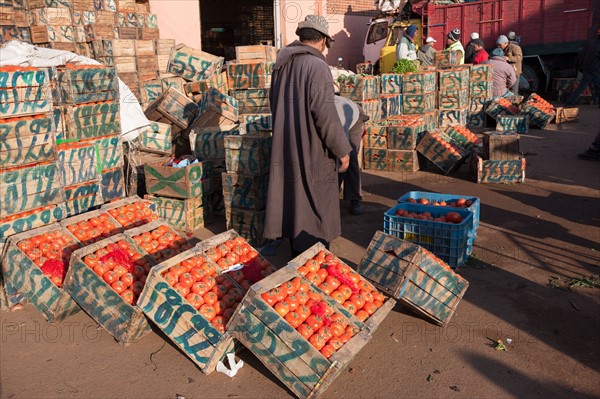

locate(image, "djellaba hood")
(273, 40), (326, 71)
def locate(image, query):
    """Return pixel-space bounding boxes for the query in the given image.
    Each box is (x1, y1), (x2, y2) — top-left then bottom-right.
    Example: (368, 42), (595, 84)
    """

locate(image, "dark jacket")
(265, 41), (352, 250)
(504, 42), (523, 76)
(486, 56), (517, 97)
(417, 44), (436, 66)
(464, 40), (477, 64)
(577, 29), (600, 74)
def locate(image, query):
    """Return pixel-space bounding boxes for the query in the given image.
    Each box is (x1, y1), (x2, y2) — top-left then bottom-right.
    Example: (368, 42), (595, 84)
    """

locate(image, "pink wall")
(149, 0), (201, 49)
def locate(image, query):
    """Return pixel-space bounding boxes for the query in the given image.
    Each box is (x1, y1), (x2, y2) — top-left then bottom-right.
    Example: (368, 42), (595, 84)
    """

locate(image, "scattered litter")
(569, 299), (581, 311)
(348, 368), (356, 374)
(391, 333), (399, 343)
(10, 304), (24, 312)
(495, 340), (508, 351)
(506, 338), (513, 344)
(427, 374), (433, 382)
(176, 395), (185, 399)
(187, 378), (195, 384)
(149, 342), (166, 371)
(567, 275), (600, 288)
(449, 385), (460, 392)
(216, 353), (244, 377)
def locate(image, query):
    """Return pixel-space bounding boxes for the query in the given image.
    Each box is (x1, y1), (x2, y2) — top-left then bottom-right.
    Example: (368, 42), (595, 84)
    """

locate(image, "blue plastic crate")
(397, 191), (480, 256)
(383, 203), (472, 267)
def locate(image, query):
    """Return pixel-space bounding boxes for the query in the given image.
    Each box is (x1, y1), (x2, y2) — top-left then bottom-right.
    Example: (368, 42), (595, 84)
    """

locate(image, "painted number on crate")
(169, 51), (215, 81)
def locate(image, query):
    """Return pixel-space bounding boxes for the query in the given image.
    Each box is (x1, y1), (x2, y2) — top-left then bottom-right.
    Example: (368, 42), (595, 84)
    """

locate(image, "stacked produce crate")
(437, 66), (470, 128)
(339, 74), (381, 123)
(1, 0), (30, 44)
(55, 64), (125, 214)
(416, 125), (480, 175)
(472, 129), (525, 183)
(467, 64), (494, 128)
(379, 73), (402, 120)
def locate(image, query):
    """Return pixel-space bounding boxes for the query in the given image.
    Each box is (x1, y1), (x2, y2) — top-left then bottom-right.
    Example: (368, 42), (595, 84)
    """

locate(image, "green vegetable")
(392, 59), (419, 74)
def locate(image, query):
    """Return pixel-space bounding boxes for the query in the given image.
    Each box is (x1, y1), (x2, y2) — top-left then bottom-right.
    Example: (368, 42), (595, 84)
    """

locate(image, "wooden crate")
(0, 162), (65, 218)
(0, 69), (52, 118)
(380, 94), (402, 120)
(363, 132), (387, 150)
(235, 44), (277, 63)
(138, 27), (159, 40)
(189, 124), (243, 161)
(116, 26), (137, 39)
(227, 61), (269, 90)
(144, 160), (215, 199)
(136, 245), (241, 374)
(63, 180), (103, 217)
(0, 113), (56, 169)
(161, 76), (186, 93)
(138, 121), (174, 155)
(113, 56), (137, 74)
(443, 126), (480, 152)
(56, 66), (119, 104)
(94, 9), (115, 24)
(28, 7), (72, 25)
(100, 166), (125, 202)
(520, 103), (555, 129)
(0, 204), (66, 249)
(27, 0), (73, 7)
(222, 172), (268, 210)
(30, 24), (76, 43)
(61, 100), (120, 139)
(157, 54), (170, 73)
(402, 91), (436, 114)
(469, 80), (493, 99)
(99, 39), (136, 56)
(355, 62), (373, 75)
(338, 75), (380, 101)
(363, 148), (419, 172)
(70, 9), (95, 25)
(124, 219), (195, 260)
(56, 142), (100, 186)
(84, 23), (115, 40)
(386, 124), (418, 151)
(155, 38), (175, 55)
(228, 265), (375, 399)
(485, 98), (520, 119)
(357, 231), (468, 326)
(471, 154), (526, 184)
(224, 133), (272, 176)
(357, 98), (382, 123)
(147, 195), (213, 233)
(241, 114), (272, 133)
(438, 90), (469, 110)
(433, 50), (459, 68)
(554, 107), (579, 124)
(1, 223), (82, 321)
(117, 0), (135, 11)
(231, 89), (270, 114)
(438, 67), (470, 91)
(402, 71), (436, 94)
(438, 107), (468, 129)
(470, 64), (493, 82)
(380, 73), (402, 95)
(416, 131), (468, 175)
(139, 79), (163, 105)
(168, 44), (224, 82)
(63, 234), (155, 345)
(496, 115), (529, 133)
(200, 88), (239, 123)
(483, 131), (521, 160)
(225, 207), (265, 246)
(144, 87), (199, 129)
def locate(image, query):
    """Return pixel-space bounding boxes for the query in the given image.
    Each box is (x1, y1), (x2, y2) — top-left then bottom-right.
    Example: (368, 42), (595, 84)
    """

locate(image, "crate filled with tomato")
(138, 247), (243, 374)
(1, 224), (82, 321)
(416, 130), (470, 175)
(63, 234), (160, 344)
(357, 231), (469, 326)
(520, 93), (555, 129)
(228, 265), (374, 399)
(384, 202), (473, 267)
(444, 125), (481, 153)
(102, 196), (159, 229)
(287, 244), (396, 331)
(485, 97), (520, 119)
(398, 191), (481, 256)
(125, 220), (197, 263)
(61, 209), (124, 246)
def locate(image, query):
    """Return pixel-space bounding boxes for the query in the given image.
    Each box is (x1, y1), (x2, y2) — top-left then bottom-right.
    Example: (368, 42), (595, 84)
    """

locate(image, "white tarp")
(0, 40), (149, 141)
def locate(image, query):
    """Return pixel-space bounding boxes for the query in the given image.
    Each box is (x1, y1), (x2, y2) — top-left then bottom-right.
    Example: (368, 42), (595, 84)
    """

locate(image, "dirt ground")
(1, 105), (599, 399)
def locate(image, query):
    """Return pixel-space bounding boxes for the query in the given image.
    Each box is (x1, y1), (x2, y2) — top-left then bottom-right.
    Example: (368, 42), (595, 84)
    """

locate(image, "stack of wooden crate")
(223, 132), (272, 247)
(339, 74), (382, 123)
(467, 64), (494, 128)
(437, 66), (470, 128)
(0, 0), (30, 44)
(0, 67), (65, 253)
(54, 64), (125, 215)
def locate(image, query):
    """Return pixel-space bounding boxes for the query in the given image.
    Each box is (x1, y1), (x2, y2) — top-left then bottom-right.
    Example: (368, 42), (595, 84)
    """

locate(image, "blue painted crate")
(397, 191), (480, 256)
(383, 203), (472, 267)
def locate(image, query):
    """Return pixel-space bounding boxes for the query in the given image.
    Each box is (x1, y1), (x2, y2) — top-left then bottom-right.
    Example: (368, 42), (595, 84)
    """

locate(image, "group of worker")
(396, 25), (523, 98)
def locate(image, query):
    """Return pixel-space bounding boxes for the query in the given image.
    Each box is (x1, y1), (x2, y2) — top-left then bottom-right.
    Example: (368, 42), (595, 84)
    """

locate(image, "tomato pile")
(83, 239), (152, 305)
(65, 213), (123, 245)
(495, 98), (520, 115)
(387, 114), (426, 127)
(161, 255), (245, 333)
(406, 197), (473, 208)
(395, 208), (464, 224)
(106, 201), (158, 229)
(430, 132), (464, 157)
(17, 229), (81, 288)
(449, 125), (480, 146)
(0, 204), (54, 223)
(204, 236), (276, 276)
(261, 276), (361, 359)
(293, 250), (386, 322)
(526, 93), (555, 114)
(131, 225), (193, 262)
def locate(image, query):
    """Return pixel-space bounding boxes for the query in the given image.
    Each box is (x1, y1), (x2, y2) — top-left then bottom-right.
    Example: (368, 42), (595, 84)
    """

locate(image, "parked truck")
(364, 0), (598, 92)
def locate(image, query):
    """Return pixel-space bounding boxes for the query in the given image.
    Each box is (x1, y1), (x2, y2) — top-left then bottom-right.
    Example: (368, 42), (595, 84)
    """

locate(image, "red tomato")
(363, 301), (377, 316)
(199, 304), (216, 321)
(320, 344), (335, 359)
(121, 273), (135, 287)
(338, 285), (354, 301)
(274, 301), (290, 317)
(179, 273), (196, 288)
(318, 282), (334, 295)
(113, 265), (129, 278)
(261, 292), (277, 306)
(339, 332), (353, 343)
(211, 316), (227, 333)
(173, 282), (190, 297)
(349, 294), (365, 310)
(93, 264), (108, 276)
(190, 267), (207, 281)
(185, 293), (203, 309)
(111, 280), (127, 294)
(284, 312), (303, 328)
(309, 333), (327, 350)
(317, 326), (333, 341)
(103, 270), (119, 285)
(297, 266), (309, 276)
(163, 272), (178, 287)
(330, 290), (345, 305)
(296, 323), (314, 340)
(169, 265), (186, 278)
(296, 291), (309, 305)
(342, 301), (357, 315)
(191, 282), (209, 296)
(330, 322), (345, 337)
(305, 315), (324, 331)
(213, 300), (227, 315)
(203, 291), (218, 306)
(328, 337), (344, 350)
(121, 289), (135, 305)
(355, 310), (369, 322)
(202, 276), (217, 290)
(271, 287), (286, 302)
(325, 276), (341, 290)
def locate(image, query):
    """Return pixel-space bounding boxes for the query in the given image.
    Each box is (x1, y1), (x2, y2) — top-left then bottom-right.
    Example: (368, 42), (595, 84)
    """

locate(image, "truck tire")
(521, 64), (541, 93)
(374, 60), (381, 75)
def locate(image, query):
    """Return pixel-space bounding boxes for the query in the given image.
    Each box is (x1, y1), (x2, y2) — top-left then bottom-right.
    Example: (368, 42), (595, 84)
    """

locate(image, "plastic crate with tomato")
(357, 231), (469, 326)
(287, 243), (396, 332)
(64, 233), (160, 345)
(397, 191), (480, 256)
(383, 203), (472, 267)
(228, 265), (374, 399)
(1, 223), (82, 321)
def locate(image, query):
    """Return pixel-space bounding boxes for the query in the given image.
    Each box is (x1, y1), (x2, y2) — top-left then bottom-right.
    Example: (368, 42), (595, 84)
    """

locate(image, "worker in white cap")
(498, 34), (523, 95)
(417, 36), (437, 66)
(464, 32), (480, 64)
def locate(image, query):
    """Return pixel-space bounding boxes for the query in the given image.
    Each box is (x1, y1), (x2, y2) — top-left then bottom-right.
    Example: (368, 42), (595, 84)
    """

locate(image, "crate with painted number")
(470, 64), (493, 82)
(100, 166), (126, 202)
(147, 195), (214, 233)
(56, 141), (100, 186)
(63, 180), (103, 217)
(288, 243), (396, 329)
(438, 107), (468, 129)
(471, 154), (526, 184)
(63, 233), (159, 345)
(338, 75), (380, 101)
(189, 124), (244, 162)
(380, 94), (402, 119)
(434, 50), (459, 68)
(397, 191), (480, 256)
(383, 203), (472, 267)
(380, 73), (402, 95)
(0, 113), (56, 169)
(438, 66), (470, 91)
(227, 61), (272, 90)
(401, 71), (436, 94)
(0, 223), (82, 321)
(416, 131), (469, 175)
(56, 66), (119, 104)
(101, 195), (159, 229)
(144, 87), (199, 130)
(438, 90), (469, 110)
(61, 100), (121, 140)
(225, 207), (266, 247)
(228, 264), (375, 399)
(138, 121), (174, 155)
(443, 125), (481, 153)
(402, 91), (436, 114)
(0, 68), (52, 119)
(358, 98), (382, 123)
(495, 115), (528, 133)
(224, 133), (272, 176)
(222, 172), (269, 211)
(125, 219), (197, 263)
(357, 231), (469, 325)
(520, 93), (555, 129)
(0, 162), (66, 219)
(241, 114), (271, 133)
(167, 44), (225, 82)
(144, 160), (214, 199)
